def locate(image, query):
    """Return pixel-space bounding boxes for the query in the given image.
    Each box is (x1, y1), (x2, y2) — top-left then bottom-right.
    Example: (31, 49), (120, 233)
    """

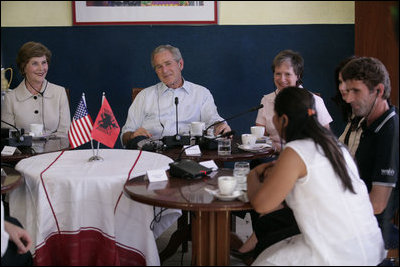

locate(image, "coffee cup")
(218, 176), (237, 195)
(191, 121), (205, 136)
(30, 123), (44, 137)
(251, 126), (265, 138)
(241, 134), (257, 146)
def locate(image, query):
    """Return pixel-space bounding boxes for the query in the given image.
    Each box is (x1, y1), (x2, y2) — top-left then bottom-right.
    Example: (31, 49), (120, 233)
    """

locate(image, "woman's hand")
(247, 161), (276, 200)
(253, 161), (276, 182)
(4, 221), (32, 254)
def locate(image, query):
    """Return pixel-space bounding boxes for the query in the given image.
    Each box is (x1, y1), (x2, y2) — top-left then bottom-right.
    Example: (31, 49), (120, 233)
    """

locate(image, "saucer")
(256, 136), (272, 143)
(215, 190), (242, 201)
(238, 144), (271, 152)
(30, 132), (53, 140)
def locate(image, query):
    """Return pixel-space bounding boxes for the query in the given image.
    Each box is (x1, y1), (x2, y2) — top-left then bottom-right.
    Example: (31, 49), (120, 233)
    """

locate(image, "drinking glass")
(179, 124), (191, 136)
(206, 126), (214, 137)
(233, 162), (250, 190)
(217, 138), (231, 156)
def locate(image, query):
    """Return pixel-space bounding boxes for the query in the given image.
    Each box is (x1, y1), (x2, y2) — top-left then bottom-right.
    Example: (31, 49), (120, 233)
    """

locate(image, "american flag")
(68, 97), (93, 149)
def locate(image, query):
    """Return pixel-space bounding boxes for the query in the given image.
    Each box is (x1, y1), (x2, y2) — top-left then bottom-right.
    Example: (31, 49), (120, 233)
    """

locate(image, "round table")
(124, 168), (253, 266)
(1, 137), (70, 165)
(9, 149), (180, 266)
(1, 166), (22, 193)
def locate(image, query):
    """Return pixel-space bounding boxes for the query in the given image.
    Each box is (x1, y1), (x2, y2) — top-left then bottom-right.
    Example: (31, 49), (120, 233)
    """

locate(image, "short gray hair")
(151, 44), (182, 68)
(271, 50), (304, 86)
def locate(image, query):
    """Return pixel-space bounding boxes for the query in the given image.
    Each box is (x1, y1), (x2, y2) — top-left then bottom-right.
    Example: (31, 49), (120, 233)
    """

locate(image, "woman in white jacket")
(1, 41), (70, 138)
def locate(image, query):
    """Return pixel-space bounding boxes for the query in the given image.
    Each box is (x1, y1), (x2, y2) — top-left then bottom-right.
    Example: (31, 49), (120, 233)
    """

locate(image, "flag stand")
(88, 92), (105, 162)
(88, 154), (103, 162)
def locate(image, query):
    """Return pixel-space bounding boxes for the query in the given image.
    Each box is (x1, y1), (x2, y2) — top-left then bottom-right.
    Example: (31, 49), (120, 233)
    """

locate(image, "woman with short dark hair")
(1, 41), (71, 137)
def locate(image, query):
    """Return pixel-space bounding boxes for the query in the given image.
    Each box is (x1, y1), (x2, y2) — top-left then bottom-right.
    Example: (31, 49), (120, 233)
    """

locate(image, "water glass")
(179, 124), (191, 136)
(218, 138), (231, 156)
(234, 162), (250, 190)
(206, 126), (214, 137)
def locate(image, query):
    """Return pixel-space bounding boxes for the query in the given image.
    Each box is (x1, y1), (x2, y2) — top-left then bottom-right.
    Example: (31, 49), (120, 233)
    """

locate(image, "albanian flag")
(92, 96), (120, 148)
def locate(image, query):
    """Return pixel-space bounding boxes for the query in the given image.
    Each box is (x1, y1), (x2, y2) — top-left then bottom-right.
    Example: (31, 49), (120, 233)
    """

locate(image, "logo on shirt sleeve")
(381, 168), (395, 176)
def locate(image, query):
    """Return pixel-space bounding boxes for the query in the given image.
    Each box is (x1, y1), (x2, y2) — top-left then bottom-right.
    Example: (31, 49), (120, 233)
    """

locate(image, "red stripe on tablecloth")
(33, 228), (146, 266)
(114, 149), (143, 214)
(40, 150), (65, 234)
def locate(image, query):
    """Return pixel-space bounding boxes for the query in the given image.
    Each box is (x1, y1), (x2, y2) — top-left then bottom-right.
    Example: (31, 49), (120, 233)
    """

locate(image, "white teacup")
(191, 121), (205, 136)
(30, 123), (44, 137)
(251, 126), (265, 138)
(241, 134), (257, 146)
(218, 176), (237, 195)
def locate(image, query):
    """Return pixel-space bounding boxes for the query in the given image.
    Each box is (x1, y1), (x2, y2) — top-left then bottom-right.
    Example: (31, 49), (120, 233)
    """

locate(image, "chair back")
(65, 88), (70, 105)
(132, 88), (144, 102)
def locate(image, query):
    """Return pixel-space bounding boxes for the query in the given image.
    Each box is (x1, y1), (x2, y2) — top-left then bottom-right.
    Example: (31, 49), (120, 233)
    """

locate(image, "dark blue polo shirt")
(355, 106), (399, 192)
(355, 105), (399, 248)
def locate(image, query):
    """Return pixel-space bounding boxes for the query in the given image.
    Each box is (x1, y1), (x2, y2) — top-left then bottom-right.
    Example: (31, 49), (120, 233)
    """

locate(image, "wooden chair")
(65, 88), (70, 105)
(313, 92), (321, 97)
(132, 88), (144, 102)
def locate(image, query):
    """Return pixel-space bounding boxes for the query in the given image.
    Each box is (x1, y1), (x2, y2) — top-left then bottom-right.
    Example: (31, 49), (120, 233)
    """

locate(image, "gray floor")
(156, 213), (253, 266)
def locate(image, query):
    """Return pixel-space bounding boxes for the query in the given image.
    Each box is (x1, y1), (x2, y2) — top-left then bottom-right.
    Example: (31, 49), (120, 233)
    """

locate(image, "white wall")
(1, 1), (354, 27)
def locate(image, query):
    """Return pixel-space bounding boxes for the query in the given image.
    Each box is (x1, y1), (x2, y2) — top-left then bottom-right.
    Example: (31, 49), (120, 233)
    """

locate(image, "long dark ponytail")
(275, 87), (355, 193)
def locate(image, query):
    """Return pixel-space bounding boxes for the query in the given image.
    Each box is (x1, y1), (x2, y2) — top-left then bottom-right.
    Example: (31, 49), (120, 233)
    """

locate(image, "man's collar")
(362, 105), (396, 132)
(160, 79), (191, 95)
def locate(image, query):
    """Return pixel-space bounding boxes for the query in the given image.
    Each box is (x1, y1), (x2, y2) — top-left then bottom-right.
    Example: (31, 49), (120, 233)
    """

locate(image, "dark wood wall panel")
(355, 1), (399, 106)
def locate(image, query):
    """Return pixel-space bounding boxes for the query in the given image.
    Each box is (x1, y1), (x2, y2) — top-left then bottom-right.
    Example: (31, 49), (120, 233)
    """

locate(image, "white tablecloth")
(9, 149), (181, 266)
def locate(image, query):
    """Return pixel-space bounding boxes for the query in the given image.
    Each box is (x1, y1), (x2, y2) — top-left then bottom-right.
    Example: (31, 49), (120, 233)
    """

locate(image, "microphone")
(203, 104), (263, 135)
(197, 104), (263, 150)
(176, 143), (198, 162)
(217, 130), (235, 139)
(1, 120), (32, 147)
(175, 97), (179, 139)
(162, 97), (190, 148)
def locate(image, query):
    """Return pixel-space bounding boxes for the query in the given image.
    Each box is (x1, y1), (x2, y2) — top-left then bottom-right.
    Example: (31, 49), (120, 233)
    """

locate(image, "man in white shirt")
(121, 44), (230, 147)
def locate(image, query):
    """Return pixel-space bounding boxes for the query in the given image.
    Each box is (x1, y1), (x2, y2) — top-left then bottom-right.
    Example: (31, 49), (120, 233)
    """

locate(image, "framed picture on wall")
(73, 1), (218, 25)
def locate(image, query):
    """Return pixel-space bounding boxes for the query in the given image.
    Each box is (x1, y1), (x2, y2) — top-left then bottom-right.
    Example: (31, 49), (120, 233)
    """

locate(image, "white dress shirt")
(121, 80), (225, 143)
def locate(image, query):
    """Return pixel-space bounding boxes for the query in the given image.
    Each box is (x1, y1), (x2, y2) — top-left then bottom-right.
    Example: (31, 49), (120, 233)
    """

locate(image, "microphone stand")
(162, 97), (190, 148)
(175, 97), (179, 141)
(88, 92), (105, 162)
(203, 104), (264, 134)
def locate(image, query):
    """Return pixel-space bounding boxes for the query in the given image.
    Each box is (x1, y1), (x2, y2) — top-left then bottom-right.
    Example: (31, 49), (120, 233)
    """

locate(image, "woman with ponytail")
(248, 86), (385, 266)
